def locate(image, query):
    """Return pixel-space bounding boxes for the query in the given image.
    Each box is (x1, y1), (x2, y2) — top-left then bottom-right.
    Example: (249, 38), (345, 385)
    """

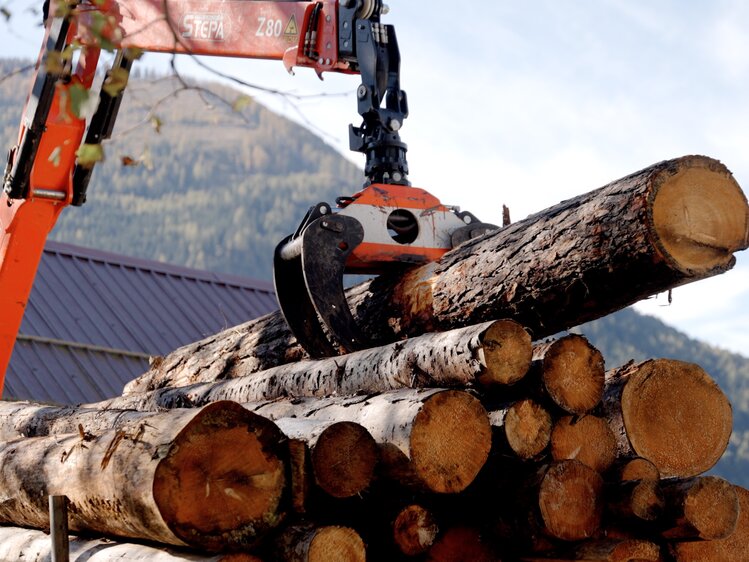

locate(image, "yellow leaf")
(150, 116), (162, 134)
(103, 67), (129, 97)
(69, 83), (90, 118)
(76, 144), (104, 168)
(232, 95), (252, 112)
(124, 47), (144, 61)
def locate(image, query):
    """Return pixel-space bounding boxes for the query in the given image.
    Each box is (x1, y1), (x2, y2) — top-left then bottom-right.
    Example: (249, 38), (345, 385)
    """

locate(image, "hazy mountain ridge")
(1, 58), (748, 484)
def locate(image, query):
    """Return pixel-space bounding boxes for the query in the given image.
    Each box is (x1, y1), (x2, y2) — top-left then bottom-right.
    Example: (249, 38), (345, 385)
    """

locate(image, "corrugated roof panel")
(8, 240), (279, 405)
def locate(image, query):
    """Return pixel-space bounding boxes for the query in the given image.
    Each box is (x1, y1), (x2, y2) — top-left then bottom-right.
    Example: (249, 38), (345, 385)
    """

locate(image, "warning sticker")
(284, 14), (299, 37)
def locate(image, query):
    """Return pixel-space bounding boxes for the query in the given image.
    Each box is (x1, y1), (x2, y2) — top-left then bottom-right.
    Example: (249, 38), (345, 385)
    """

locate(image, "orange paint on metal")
(348, 184), (453, 212)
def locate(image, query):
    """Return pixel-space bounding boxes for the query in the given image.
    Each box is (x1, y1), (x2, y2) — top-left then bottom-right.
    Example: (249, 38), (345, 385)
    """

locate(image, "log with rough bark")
(551, 415), (617, 473)
(521, 538), (661, 561)
(99, 320), (531, 411)
(489, 399), (552, 460)
(124, 155), (749, 394)
(601, 359), (732, 478)
(0, 401), (288, 551)
(0, 526), (263, 561)
(246, 389), (492, 494)
(274, 419), (379, 498)
(269, 525), (365, 562)
(393, 504), (440, 556)
(668, 485), (749, 561)
(660, 476), (739, 540)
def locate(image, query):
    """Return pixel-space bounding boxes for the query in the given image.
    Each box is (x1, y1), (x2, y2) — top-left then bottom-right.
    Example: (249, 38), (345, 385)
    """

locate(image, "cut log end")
(427, 527), (496, 562)
(478, 319), (532, 386)
(551, 415), (617, 473)
(664, 476), (740, 540)
(311, 421), (378, 498)
(307, 526), (366, 562)
(410, 391), (492, 493)
(613, 457), (660, 482)
(652, 158), (749, 273)
(620, 359), (732, 478)
(152, 402), (287, 550)
(393, 504), (439, 556)
(539, 461), (604, 541)
(505, 399), (552, 459)
(539, 335), (605, 414)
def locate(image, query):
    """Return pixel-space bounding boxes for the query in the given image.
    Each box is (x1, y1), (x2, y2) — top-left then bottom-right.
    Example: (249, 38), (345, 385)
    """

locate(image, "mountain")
(2, 58), (748, 485)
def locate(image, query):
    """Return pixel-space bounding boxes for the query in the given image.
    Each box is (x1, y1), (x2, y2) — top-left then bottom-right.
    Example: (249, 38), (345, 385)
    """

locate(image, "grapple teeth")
(273, 215), (366, 357)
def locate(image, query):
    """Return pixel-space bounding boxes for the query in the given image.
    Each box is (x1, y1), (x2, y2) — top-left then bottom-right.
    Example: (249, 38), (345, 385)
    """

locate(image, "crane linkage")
(0, 1), (496, 384)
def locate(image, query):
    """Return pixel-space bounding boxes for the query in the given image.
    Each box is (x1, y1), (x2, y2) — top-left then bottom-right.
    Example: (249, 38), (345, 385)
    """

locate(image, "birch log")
(601, 359), (732, 478)
(125, 155), (749, 394)
(0, 401), (287, 551)
(0, 527), (263, 561)
(245, 389), (492, 493)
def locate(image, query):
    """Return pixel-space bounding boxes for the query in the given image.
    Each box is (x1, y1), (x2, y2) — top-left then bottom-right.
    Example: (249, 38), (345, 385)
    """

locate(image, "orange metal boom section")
(0, 0), (350, 393)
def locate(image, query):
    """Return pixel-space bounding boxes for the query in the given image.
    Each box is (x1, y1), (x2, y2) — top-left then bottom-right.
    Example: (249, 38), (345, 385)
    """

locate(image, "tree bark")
(660, 476), (739, 540)
(0, 401), (288, 551)
(269, 525), (365, 562)
(668, 485), (749, 561)
(274, 419), (379, 499)
(0, 526), (263, 561)
(601, 359), (732, 478)
(124, 155), (749, 394)
(104, 320), (531, 410)
(245, 389), (492, 494)
(551, 415), (617, 473)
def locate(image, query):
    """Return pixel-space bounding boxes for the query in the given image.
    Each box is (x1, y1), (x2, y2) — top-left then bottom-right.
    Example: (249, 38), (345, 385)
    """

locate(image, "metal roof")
(5, 241), (279, 405)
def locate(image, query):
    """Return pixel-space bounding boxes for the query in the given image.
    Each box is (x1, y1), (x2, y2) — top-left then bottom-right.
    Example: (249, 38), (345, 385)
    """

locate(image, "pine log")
(124, 155), (749, 394)
(393, 504), (440, 556)
(551, 415), (617, 472)
(660, 476), (739, 540)
(606, 479), (664, 523)
(274, 419), (378, 498)
(103, 320), (531, 411)
(426, 526), (498, 562)
(489, 399), (552, 460)
(0, 401), (287, 551)
(601, 359), (732, 478)
(246, 389), (492, 493)
(0, 526), (263, 561)
(270, 525), (365, 562)
(668, 484), (749, 561)
(610, 457), (660, 482)
(532, 335), (605, 414)
(521, 538), (661, 561)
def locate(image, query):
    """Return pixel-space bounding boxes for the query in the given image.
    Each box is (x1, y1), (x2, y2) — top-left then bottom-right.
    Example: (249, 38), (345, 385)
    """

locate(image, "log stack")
(0, 155), (748, 560)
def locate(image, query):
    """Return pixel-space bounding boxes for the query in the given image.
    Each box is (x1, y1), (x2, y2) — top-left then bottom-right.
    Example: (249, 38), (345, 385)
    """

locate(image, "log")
(550, 415), (617, 473)
(0, 526), (263, 561)
(521, 538), (661, 561)
(606, 479), (664, 523)
(668, 485), (749, 561)
(426, 526), (498, 562)
(102, 320), (531, 411)
(660, 476), (739, 540)
(489, 399), (552, 460)
(610, 457), (660, 482)
(393, 504), (440, 556)
(124, 155), (749, 394)
(246, 389), (492, 493)
(274, 419), (379, 498)
(601, 359), (732, 478)
(0, 401), (288, 551)
(270, 525), (365, 562)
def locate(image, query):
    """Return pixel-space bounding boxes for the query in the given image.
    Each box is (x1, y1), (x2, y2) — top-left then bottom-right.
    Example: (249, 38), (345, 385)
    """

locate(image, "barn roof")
(5, 241), (278, 405)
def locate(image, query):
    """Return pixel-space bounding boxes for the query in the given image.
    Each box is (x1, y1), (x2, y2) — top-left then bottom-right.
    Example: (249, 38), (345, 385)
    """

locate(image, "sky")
(2, 1), (749, 356)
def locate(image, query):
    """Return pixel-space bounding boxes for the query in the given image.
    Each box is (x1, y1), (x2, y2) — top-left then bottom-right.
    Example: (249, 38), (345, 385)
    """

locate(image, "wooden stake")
(49, 495), (69, 562)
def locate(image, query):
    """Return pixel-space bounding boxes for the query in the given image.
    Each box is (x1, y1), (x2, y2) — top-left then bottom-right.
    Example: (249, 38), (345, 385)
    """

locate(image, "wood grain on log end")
(537, 335), (605, 414)
(311, 421), (378, 498)
(651, 157), (749, 273)
(152, 401), (287, 550)
(478, 319), (532, 386)
(613, 457), (660, 482)
(275, 525), (365, 562)
(410, 391), (492, 493)
(661, 476), (739, 540)
(618, 359), (732, 478)
(393, 504), (439, 556)
(427, 526), (497, 562)
(539, 460), (604, 541)
(503, 399), (552, 459)
(551, 415), (617, 473)
(669, 485), (749, 561)
(608, 479), (665, 523)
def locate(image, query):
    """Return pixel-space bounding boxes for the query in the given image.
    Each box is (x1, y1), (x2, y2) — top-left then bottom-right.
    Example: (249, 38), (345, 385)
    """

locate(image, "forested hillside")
(0, 58), (361, 280)
(1, 58), (748, 484)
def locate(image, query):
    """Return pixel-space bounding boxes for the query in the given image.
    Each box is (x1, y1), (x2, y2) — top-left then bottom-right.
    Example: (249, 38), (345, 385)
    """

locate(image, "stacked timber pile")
(1, 155), (748, 561)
